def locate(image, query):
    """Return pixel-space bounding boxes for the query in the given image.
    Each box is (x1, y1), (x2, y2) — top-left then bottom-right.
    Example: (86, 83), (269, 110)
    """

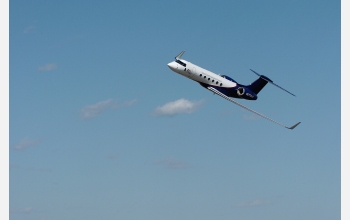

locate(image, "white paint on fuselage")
(167, 59), (237, 88)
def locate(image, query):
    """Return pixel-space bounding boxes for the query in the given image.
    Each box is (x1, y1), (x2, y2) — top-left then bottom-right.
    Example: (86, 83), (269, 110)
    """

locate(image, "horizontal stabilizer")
(250, 69), (296, 96)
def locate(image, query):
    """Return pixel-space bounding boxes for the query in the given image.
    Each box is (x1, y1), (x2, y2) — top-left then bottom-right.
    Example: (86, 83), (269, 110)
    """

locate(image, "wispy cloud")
(12, 137), (42, 151)
(10, 164), (52, 173)
(23, 25), (35, 34)
(243, 113), (261, 121)
(105, 153), (118, 160)
(153, 99), (204, 116)
(220, 109), (235, 117)
(38, 63), (57, 71)
(49, 34), (85, 49)
(80, 99), (114, 120)
(234, 199), (271, 208)
(118, 99), (137, 108)
(79, 99), (137, 120)
(10, 207), (33, 214)
(153, 157), (190, 169)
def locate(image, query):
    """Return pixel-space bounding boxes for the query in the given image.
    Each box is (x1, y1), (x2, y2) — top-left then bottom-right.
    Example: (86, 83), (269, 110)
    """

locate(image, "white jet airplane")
(167, 51), (300, 130)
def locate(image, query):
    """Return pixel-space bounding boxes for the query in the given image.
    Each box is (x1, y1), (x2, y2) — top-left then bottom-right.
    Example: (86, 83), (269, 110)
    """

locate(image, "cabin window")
(208, 78), (210, 80)
(220, 83), (222, 86)
(200, 74), (202, 77)
(204, 76), (206, 78)
(216, 81), (218, 84)
(212, 80), (214, 82)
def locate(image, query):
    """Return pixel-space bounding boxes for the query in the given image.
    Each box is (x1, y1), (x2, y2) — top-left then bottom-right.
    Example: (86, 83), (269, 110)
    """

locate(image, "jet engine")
(237, 87), (245, 96)
(236, 87), (257, 100)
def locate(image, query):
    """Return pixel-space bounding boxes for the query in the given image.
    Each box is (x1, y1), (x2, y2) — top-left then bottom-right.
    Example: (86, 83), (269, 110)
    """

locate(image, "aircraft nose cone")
(167, 62), (177, 70)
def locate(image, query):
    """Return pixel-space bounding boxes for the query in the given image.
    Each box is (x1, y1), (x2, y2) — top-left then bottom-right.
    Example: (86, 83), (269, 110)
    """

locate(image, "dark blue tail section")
(247, 77), (269, 95)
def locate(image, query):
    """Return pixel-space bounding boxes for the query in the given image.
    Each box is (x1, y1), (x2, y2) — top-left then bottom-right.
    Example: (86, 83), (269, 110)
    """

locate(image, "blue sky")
(9, 1), (341, 220)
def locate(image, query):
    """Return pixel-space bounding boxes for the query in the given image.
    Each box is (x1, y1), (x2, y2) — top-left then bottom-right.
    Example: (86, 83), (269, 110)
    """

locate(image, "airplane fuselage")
(166, 51), (300, 129)
(167, 59), (258, 100)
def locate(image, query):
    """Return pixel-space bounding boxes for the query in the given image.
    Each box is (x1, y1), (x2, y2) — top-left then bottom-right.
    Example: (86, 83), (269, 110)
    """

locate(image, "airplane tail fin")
(247, 77), (269, 95)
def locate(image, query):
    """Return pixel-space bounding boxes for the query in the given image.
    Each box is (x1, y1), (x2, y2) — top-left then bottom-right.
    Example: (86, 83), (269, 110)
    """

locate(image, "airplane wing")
(207, 87), (301, 130)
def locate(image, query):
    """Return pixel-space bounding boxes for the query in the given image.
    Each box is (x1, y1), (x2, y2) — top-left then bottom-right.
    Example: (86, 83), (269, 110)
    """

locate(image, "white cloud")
(153, 98), (204, 116)
(153, 157), (189, 169)
(79, 99), (136, 120)
(12, 137), (41, 150)
(38, 63), (57, 71)
(79, 99), (114, 120)
(234, 199), (271, 208)
(113, 99), (137, 109)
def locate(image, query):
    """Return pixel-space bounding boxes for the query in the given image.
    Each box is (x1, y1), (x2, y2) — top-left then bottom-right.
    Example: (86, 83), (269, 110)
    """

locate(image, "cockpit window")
(175, 60), (186, 67)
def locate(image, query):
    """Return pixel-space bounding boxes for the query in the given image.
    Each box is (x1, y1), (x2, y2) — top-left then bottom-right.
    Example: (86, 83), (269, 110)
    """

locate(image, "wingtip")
(175, 51), (185, 60)
(287, 122), (301, 130)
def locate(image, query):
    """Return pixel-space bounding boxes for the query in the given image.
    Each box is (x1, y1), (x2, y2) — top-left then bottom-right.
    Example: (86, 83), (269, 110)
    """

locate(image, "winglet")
(175, 51), (185, 60)
(286, 122), (301, 130)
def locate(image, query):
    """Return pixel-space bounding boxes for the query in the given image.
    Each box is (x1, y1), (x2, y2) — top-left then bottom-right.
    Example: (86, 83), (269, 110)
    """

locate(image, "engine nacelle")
(237, 87), (245, 96)
(236, 87), (257, 100)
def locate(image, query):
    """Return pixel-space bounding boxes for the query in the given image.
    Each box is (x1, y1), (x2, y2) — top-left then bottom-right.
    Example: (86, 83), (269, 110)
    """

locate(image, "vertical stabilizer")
(247, 77), (269, 94)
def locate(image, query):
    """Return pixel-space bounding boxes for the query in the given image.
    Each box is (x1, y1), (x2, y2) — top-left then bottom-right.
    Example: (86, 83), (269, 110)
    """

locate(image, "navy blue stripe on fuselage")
(199, 82), (258, 100)
(199, 82), (245, 99)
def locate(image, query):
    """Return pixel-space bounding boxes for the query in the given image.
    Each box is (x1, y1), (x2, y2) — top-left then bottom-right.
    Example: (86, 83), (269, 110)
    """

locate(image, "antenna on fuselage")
(175, 51), (185, 60)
